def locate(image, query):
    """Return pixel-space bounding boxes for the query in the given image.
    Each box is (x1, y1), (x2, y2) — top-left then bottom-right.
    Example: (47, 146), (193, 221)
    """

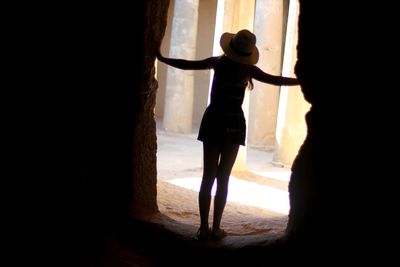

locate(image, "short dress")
(197, 57), (251, 146)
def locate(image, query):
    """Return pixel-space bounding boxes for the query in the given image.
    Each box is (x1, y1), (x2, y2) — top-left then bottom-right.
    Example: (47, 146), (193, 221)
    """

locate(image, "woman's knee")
(200, 176), (214, 191)
(215, 171), (229, 187)
(216, 165), (232, 180)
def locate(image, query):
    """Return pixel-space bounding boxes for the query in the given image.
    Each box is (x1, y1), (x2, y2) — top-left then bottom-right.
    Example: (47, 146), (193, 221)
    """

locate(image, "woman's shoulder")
(210, 55), (223, 63)
(202, 56), (221, 68)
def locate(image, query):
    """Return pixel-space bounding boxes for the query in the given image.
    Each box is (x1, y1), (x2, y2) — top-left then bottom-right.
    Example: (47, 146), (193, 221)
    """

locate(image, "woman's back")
(210, 56), (251, 110)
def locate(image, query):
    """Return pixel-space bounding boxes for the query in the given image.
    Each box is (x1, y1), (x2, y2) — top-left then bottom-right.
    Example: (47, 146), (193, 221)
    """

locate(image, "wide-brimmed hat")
(220, 29), (259, 65)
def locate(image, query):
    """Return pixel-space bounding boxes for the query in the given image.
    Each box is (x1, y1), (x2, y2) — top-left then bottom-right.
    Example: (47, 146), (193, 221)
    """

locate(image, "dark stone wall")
(63, 0), (171, 260)
(286, 1), (394, 262)
(26, 1), (169, 265)
(131, 0), (170, 217)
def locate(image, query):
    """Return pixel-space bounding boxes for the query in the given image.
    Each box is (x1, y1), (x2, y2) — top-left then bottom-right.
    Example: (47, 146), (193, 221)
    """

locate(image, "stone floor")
(89, 124), (295, 266)
(153, 124), (292, 246)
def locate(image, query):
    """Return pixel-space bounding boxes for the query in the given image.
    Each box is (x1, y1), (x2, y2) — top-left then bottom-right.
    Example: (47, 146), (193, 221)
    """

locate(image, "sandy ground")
(153, 124), (292, 246)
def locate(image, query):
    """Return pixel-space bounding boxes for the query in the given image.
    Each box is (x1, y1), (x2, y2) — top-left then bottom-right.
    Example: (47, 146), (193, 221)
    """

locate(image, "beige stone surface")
(153, 124), (292, 246)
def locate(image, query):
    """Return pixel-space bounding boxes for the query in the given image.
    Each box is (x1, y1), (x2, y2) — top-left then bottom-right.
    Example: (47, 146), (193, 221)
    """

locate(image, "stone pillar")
(192, 0), (218, 127)
(163, 0), (200, 133)
(155, 0), (175, 122)
(273, 0), (310, 167)
(220, 0), (256, 171)
(248, 0), (285, 150)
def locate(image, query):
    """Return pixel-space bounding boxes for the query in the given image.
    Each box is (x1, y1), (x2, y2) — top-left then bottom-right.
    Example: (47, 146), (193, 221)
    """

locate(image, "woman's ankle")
(200, 225), (210, 231)
(211, 228), (227, 240)
(212, 227), (222, 233)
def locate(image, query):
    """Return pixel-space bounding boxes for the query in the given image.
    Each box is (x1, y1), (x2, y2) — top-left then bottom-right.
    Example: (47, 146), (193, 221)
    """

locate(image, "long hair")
(247, 78), (254, 90)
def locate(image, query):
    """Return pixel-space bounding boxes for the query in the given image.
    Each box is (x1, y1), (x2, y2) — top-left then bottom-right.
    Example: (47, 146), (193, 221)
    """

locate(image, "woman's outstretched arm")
(157, 49), (218, 70)
(249, 65), (299, 86)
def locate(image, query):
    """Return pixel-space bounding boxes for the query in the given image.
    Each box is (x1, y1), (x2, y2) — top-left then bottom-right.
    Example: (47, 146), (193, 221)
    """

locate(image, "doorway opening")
(154, 0), (307, 241)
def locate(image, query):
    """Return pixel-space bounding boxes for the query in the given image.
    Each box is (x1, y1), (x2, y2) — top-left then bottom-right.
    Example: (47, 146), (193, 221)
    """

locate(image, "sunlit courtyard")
(156, 123), (291, 239)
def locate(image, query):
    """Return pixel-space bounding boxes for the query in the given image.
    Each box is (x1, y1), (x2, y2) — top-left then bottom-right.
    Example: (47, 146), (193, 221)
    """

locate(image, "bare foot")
(193, 227), (211, 241)
(211, 228), (227, 241)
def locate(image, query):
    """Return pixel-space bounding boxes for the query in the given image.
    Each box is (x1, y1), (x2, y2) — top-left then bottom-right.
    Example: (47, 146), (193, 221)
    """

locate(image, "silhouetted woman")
(157, 29), (299, 241)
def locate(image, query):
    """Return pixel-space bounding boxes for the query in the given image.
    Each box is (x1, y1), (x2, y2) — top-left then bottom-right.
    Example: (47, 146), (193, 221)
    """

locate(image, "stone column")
(248, 0), (285, 150)
(221, 0), (256, 171)
(163, 0), (200, 133)
(273, 0), (310, 167)
(155, 0), (175, 122)
(192, 0), (218, 127)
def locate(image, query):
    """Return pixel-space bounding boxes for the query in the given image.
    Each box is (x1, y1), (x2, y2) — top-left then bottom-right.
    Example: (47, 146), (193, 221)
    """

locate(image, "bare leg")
(212, 143), (239, 233)
(198, 142), (220, 231)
